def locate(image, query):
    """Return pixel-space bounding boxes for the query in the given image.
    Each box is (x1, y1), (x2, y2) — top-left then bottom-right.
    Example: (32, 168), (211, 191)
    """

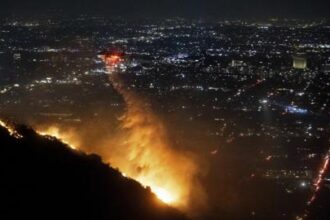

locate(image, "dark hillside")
(0, 124), (188, 220)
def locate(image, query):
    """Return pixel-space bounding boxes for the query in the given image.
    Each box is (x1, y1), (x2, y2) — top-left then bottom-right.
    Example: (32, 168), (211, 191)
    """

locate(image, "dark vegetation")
(0, 123), (188, 220)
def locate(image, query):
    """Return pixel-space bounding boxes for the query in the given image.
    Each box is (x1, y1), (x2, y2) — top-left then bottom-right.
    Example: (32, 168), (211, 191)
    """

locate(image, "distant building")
(293, 55), (307, 70)
(231, 60), (244, 67)
(13, 53), (21, 61)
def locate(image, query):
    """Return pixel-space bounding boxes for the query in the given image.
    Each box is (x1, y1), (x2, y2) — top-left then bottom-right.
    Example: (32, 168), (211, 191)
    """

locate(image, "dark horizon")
(1, 0), (329, 19)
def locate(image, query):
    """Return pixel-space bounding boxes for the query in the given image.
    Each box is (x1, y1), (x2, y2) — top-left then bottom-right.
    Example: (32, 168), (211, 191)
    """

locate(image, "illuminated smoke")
(37, 126), (79, 150)
(35, 54), (206, 212)
(99, 54), (205, 209)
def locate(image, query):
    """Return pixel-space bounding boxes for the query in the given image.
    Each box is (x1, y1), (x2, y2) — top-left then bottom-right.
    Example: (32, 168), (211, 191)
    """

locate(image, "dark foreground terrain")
(0, 123), (187, 220)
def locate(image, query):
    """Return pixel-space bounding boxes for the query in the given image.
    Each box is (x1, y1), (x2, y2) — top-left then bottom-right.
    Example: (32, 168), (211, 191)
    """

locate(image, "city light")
(1, 14), (330, 220)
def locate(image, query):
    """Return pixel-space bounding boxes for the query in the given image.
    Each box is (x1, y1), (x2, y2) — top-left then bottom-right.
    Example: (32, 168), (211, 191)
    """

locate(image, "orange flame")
(101, 53), (204, 209)
(35, 53), (205, 212)
(37, 126), (79, 150)
(0, 120), (23, 139)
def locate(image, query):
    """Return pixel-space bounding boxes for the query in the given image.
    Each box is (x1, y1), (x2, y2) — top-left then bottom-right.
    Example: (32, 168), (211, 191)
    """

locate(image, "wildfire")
(1, 118), (188, 206)
(35, 119), (195, 207)
(99, 52), (202, 208)
(37, 126), (79, 150)
(30, 53), (204, 210)
(0, 119), (23, 139)
(99, 53), (123, 71)
(153, 186), (176, 204)
(105, 54), (122, 64)
(35, 123), (181, 205)
(34, 123), (188, 206)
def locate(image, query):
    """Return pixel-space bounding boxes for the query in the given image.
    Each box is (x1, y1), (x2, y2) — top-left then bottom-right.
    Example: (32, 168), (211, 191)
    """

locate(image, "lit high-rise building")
(293, 55), (307, 69)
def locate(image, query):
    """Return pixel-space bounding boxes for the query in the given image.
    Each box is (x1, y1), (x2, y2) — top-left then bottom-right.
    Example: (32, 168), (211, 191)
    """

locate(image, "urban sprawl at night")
(1, 12), (330, 220)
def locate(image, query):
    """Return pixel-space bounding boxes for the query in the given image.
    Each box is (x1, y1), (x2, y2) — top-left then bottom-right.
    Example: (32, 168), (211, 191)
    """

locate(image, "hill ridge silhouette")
(0, 123), (188, 220)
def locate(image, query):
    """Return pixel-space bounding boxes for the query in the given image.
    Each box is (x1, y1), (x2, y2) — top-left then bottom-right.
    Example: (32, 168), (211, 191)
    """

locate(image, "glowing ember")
(0, 120), (23, 139)
(106, 55), (121, 63)
(37, 126), (78, 150)
(99, 54), (122, 66)
(152, 187), (175, 204)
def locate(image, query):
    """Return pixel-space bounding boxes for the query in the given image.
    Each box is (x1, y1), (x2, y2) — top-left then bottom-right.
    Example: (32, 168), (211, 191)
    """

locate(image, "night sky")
(1, 0), (329, 18)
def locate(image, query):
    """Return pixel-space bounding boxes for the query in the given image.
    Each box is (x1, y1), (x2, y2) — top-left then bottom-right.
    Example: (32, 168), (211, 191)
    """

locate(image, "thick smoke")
(35, 55), (206, 213)
(105, 71), (205, 210)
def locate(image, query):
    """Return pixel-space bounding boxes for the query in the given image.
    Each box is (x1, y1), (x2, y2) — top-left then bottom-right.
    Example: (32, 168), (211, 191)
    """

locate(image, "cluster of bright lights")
(97, 54), (123, 74)
(299, 149), (330, 220)
(285, 106), (308, 114)
(307, 149), (330, 205)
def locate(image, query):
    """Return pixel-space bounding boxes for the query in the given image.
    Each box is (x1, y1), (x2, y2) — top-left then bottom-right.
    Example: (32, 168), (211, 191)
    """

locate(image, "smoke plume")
(35, 54), (206, 213)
